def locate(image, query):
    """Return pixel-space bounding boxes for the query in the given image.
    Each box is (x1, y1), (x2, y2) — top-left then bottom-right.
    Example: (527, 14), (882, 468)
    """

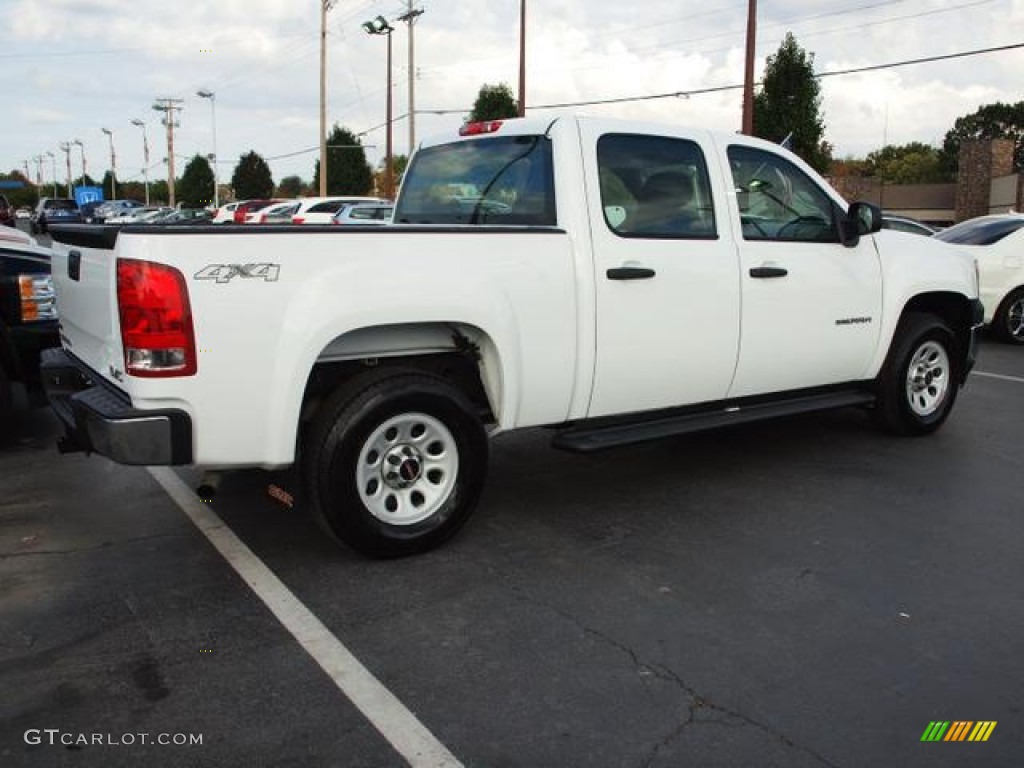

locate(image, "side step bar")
(552, 390), (876, 453)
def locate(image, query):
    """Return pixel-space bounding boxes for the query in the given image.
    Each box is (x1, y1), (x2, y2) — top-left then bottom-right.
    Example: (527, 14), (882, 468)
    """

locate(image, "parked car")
(211, 201), (244, 223)
(291, 196), (385, 224)
(933, 213), (1024, 343)
(15, 207), (32, 220)
(881, 213), (937, 236)
(331, 201), (394, 225)
(0, 193), (14, 227)
(248, 200), (299, 224)
(105, 206), (173, 224)
(159, 208), (214, 225)
(1, 230), (58, 426)
(30, 198), (81, 233)
(92, 199), (144, 224)
(233, 199), (279, 224)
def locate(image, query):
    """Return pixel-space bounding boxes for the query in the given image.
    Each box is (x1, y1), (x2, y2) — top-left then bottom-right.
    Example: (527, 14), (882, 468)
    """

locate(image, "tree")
(277, 175), (305, 198)
(177, 154), (216, 207)
(940, 101), (1024, 178)
(753, 33), (830, 172)
(1, 171), (37, 208)
(468, 83), (519, 122)
(865, 142), (945, 184)
(231, 151), (275, 199)
(312, 125), (373, 195)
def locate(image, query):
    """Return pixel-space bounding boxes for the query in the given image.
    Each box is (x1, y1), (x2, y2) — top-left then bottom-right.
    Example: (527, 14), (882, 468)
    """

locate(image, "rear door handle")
(607, 267), (656, 280)
(749, 266), (788, 278)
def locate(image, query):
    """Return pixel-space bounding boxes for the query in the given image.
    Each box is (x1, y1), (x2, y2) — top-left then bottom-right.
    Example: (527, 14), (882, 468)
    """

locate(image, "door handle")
(607, 267), (656, 280)
(749, 266), (788, 278)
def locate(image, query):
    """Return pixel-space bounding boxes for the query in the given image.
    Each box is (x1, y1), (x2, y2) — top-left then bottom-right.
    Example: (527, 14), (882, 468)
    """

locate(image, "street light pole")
(398, 3), (424, 155)
(72, 139), (86, 187)
(363, 16), (395, 199)
(45, 151), (56, 197)
(130, 119), (151, 206)
(58, 143), (71, 196)
(320, 0), (337, 196)
(197, 90), (219, 208)
(101, 127), (117, 200)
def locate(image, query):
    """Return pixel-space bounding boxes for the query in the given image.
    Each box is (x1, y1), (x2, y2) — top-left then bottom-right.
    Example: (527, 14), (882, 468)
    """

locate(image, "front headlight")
(18, 274), (57, 322)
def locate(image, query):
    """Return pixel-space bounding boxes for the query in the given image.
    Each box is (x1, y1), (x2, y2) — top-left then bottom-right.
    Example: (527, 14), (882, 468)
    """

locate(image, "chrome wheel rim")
(355, 412), (459, 526)
(1008, 296), (1024, 339)
(905, 340), (950, 417)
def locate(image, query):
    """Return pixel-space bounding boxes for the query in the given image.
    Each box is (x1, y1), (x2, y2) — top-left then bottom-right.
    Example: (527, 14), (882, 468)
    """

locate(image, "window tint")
(596, 134), (716, 239)
(727, 146), (838, 243)
(395, 135), (556, 225)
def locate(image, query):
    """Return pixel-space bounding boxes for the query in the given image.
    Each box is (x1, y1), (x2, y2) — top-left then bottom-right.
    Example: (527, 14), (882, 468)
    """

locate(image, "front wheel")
(303, 371), (488, 558)
(873, 313), (960, 436)
(992, 287), (1024, 345)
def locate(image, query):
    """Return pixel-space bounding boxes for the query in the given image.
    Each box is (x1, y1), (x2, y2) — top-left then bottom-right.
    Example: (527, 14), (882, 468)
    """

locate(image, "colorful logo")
(921, 721), (997, 742)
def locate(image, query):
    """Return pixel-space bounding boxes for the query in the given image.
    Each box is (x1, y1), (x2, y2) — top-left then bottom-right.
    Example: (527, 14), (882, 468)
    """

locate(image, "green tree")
(231, 151), (275, 199)
(312, 125), (373, 195)
(940, 101), (1024, 178)
(1, 171), (37, 208)
(753, 32), (830, 172)
(277, 174), (305, 197)
(865, 142), (944, 184)
(176, 154), (216, 207)
(468, 83), (519, 122)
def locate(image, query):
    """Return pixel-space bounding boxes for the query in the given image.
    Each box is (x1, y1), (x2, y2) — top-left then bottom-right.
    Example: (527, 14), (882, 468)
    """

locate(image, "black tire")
(873, 312), (960, 436)
(303, 370), (489, 558)
(992, 287), (1024, 345)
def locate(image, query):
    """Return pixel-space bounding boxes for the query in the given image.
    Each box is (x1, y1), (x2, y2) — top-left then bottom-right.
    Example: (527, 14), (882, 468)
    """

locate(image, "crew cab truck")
(1, 229), (58, 427)
(43, 116), (983, 557)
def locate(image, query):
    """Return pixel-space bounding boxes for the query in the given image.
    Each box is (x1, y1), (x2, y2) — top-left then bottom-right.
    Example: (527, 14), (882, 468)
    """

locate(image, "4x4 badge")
(194, 263), (280, 283)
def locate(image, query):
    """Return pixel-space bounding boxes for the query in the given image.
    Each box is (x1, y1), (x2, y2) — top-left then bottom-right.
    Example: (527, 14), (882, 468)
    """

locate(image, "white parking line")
(972, 370), (1024, 384)
(147, 467), (464, 768)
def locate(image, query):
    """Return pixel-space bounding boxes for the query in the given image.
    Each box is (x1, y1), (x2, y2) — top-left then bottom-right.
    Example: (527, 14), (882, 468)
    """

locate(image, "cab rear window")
(395, 135), (556, 226)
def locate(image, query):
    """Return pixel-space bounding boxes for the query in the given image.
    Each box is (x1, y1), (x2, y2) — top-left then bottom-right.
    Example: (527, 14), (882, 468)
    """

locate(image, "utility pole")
(131, 119), (151, 205)
(102, 128), (117, 200)
(320, 0), (337, 196)
(741, 0), (757, 135)
(152, 97), (183, 206)
(59, 142), (72, 196)
(33, 155), (44, 203)
(72, 139), (86, 186)
(398, 3), (424, 155)
(518, 0), (526, 117)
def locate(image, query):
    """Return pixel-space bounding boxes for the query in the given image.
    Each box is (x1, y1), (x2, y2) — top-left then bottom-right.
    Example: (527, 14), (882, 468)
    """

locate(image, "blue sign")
(74, 186), (104, 206)
(0, 180), (26, 189)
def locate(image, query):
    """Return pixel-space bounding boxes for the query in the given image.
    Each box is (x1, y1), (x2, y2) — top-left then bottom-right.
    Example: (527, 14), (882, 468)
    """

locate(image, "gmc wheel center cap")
(383, 446), (423, 488)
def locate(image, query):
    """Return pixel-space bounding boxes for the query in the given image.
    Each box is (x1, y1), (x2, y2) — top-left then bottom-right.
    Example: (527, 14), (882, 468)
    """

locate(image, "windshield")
(934, 216), (1024, 245)
(394, 135), (556, 225)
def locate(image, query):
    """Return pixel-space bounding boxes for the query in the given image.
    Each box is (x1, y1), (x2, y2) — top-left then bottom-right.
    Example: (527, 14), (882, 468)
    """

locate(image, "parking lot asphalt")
(1, 339), (1022, 768)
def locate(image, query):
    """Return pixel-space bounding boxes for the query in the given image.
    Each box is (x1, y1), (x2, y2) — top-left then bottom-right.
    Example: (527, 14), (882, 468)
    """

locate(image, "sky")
(2, 0), (1023, 193)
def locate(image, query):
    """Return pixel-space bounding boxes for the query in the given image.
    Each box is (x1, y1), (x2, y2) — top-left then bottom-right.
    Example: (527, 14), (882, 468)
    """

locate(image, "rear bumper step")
(40, 348), (193, 465)
(552, 390), (876, 453)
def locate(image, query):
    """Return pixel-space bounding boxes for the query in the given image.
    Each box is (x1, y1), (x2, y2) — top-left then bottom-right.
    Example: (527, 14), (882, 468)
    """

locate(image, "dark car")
(0, 233), (59, 426)
(0, 193), (14, 227)
(31, 198), (81, 234)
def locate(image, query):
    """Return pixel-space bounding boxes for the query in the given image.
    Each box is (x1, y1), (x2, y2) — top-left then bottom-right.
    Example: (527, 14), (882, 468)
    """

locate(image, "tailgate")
(48, 225), (122, 385)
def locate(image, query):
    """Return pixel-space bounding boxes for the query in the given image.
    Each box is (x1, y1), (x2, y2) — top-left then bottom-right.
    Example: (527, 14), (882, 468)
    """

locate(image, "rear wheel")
(873, 313), (959, 436)
(992, 287), (1024, 345)
(303, 371), (488, 558)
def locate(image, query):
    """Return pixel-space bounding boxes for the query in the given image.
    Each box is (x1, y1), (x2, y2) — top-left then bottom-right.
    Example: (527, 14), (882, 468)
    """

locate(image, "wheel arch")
(297, 321), (507, 437)
(873, 291), (975, 382)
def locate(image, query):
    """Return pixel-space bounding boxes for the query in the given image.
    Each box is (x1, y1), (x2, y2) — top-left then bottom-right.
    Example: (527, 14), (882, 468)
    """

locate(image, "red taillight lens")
(117, 258), (197, 377)
(292, 217), (305, 224)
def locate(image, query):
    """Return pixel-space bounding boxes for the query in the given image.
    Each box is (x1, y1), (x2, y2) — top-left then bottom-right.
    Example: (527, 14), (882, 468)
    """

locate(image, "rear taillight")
(292, 217), (304, 224)
(117, 258), (197, 377)
(18, 274), (56, 322)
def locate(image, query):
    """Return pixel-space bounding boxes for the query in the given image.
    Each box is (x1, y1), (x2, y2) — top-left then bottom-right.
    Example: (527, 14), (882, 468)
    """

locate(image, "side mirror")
(840, 201), (882, 248)
(849, 201), (882, 235)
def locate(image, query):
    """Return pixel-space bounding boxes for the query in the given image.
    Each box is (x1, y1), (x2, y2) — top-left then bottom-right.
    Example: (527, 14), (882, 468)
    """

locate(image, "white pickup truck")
(43, 115), (983, 557)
